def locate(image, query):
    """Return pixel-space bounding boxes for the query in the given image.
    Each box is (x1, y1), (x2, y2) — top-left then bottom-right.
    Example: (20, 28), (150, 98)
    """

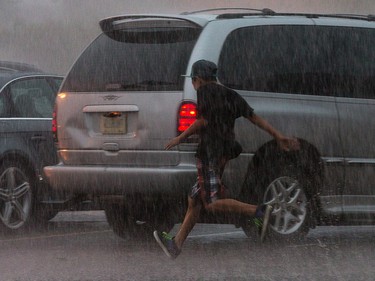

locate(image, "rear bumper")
(43, 163), (197, 195)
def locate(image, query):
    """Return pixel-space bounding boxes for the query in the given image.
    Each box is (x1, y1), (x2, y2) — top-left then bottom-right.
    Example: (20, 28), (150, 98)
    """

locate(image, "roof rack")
(181, 8), (275, 16)
(217, 12), (375, 21)
(181, 8), (375, 22)
(327, 14), (375, 21)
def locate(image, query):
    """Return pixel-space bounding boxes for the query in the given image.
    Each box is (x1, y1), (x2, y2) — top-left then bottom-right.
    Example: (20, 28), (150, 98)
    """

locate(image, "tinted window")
(9, 77), (57, 118)
(62, 27), (200, 92)
(52, 77), (63, 88)
(219, 25), (375, 98)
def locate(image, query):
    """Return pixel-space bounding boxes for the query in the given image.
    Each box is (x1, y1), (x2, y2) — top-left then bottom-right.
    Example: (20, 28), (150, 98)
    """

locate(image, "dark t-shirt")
(196, 83), (254, 160)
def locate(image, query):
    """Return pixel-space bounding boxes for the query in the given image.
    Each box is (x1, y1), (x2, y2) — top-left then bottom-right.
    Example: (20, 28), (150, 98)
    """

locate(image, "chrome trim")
(0, 74), (62, 93)
(322, 157), (375, 165)
(0, 118), (52, 120)
(82, 105), (139, 113)
(321, 157), (345, 164)
(346, 158), (375, 165)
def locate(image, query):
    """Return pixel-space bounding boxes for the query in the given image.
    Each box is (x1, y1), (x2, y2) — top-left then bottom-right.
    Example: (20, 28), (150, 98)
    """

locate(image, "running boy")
(154, 60), (299, 259)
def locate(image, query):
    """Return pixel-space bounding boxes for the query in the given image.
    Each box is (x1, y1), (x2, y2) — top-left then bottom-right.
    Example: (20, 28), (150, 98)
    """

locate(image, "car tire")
(0, 159), (34, 232)
(240, 142), (322, 242)
(104, 203), (175, 240)
(242, 165), (312, 242)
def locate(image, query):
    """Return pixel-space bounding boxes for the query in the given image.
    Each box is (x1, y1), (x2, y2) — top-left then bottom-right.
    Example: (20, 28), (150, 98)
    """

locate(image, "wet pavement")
(0, 211), (374, 281)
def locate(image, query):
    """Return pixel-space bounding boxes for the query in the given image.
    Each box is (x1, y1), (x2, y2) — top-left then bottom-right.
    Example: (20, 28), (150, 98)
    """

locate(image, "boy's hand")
(277, 136), (300, 152)
(165, 137), (181, 150)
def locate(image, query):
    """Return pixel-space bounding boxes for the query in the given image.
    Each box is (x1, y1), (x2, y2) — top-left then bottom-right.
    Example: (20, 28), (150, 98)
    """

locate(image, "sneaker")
(253, 204), (273, 242)
(153, 231), (181, 259)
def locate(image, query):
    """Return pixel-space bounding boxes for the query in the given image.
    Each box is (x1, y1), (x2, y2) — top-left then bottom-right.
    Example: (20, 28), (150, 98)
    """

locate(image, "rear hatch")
(56, 16), (203, 166)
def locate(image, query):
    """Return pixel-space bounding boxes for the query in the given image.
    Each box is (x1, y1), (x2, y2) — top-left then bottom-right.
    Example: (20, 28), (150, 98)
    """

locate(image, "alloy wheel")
(0, 167), (32, 229)
(263, 176), (307, 235)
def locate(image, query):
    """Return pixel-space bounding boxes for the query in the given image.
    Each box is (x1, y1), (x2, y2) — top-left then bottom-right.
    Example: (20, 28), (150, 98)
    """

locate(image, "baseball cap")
(182, 60), (218, 79)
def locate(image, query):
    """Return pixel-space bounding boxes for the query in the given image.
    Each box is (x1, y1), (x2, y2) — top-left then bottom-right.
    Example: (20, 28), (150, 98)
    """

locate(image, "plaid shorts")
(190, 157), (227, 206)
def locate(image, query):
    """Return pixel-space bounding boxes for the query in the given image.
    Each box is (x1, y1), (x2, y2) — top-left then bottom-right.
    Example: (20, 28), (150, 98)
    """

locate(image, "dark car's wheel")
(104, 203), (175, 240)
(0, 160), (33, 231)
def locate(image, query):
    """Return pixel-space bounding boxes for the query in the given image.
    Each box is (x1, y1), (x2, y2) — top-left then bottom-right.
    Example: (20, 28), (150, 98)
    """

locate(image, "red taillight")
(178, 102), (197, 133)
(52, 104), (58, 143)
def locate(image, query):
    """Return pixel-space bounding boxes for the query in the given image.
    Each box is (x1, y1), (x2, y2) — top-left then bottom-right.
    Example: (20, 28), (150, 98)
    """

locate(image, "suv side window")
(62, 28), (200, 92)
(9, 77), (56, 118)
(218, 25), (375, 99)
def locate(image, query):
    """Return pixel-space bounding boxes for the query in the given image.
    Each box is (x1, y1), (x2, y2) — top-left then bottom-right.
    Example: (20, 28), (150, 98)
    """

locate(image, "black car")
(0, 63), (64, 232)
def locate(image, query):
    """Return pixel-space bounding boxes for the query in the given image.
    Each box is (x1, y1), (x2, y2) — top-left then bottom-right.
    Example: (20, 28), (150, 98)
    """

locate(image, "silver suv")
(44, 9), (375, 240)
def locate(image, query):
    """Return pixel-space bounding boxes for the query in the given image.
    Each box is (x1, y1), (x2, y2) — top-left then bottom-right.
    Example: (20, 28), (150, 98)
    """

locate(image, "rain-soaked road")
(0, 211), (374, 281)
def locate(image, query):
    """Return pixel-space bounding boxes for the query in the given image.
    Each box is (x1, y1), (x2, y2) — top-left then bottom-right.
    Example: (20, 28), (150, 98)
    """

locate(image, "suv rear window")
(62, 27), (200, 92)
(219, 25), (375, 99)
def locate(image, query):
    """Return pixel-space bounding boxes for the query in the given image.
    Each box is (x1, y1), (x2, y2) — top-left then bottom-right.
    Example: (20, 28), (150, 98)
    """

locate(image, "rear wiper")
(105, 80), (174, 91)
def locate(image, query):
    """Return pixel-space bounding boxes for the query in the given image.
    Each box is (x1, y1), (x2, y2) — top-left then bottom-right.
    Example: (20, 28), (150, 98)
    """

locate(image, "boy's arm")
(165, 117), (206, 150)
(247, 114), (300, 151)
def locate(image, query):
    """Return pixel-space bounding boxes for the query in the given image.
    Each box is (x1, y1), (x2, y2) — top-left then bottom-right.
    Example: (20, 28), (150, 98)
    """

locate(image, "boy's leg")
(153, 196), (201, 259)
(205, 199), (273, 242)
(204, 198), (257, 215)
(256, 204), (273, 242)
(201, 157), (273, 241)
(153, 231), (181, 259)
(174, 196), (202, 249)
(202, 157), (258, 216)
(154, 158), (205, 258)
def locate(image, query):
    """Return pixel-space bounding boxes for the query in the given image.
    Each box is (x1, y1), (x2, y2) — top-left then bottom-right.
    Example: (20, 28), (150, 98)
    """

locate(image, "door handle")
(102, 143), (119, 152)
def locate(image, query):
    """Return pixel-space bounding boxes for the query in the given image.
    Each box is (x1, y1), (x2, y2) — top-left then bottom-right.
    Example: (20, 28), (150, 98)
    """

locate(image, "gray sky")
(1, 0), (374, 74)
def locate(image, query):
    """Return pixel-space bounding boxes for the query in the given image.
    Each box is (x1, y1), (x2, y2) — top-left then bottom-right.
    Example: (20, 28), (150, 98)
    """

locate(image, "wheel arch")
(0, 150), (38, 180)
(240, 138), (324, 221)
